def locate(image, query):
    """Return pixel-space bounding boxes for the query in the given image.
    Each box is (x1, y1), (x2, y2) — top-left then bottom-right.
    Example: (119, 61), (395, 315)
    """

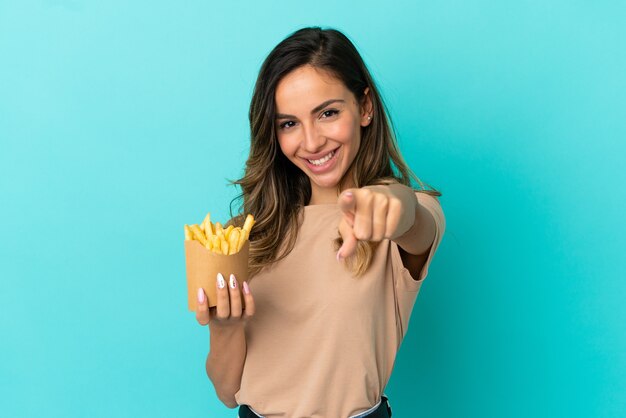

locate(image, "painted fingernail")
(243, 281), (250, 295)
(344, 191), (353, 198)
(230, 274), (237, 289)
(197, 288), (205, 304)
(336, 249), (343, 261)
(217, 272), (225, 289)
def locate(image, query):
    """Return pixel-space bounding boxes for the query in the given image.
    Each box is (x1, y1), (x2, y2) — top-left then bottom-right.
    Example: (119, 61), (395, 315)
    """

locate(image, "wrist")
(209, 321), (245, 338)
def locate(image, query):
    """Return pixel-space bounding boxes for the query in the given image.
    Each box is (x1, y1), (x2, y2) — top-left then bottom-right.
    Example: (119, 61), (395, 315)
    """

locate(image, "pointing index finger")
(338, 190), (356, 226)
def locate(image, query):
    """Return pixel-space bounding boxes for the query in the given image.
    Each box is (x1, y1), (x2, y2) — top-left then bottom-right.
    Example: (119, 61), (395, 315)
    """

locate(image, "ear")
(360, 87), (373, 127)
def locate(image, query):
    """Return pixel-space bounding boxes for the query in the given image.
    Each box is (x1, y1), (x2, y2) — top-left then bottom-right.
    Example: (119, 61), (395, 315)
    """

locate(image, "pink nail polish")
(197, 288), (205, 303)
(243, 281), (250, 295)
(217, 273), (225, 289)
(336, 250), (343, 261)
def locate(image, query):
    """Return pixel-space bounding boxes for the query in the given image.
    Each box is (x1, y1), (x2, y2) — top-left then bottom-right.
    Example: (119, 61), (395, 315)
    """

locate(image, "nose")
(301, 123), (327, 154)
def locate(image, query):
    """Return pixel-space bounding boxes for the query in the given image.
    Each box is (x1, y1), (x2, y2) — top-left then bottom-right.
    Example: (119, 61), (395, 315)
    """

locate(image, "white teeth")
(308, 150), (335, 166)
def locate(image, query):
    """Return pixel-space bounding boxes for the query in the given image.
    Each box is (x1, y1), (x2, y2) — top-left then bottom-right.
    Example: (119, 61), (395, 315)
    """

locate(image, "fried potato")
(228, 229), (240, 255)
(236, 227), (247, 251)
(202, 213), (213, 240)
(242, 214), (255, 236)
(211, 236), (221, 253)
(189, 224), (207, 246)
(224, 225), (234, 240)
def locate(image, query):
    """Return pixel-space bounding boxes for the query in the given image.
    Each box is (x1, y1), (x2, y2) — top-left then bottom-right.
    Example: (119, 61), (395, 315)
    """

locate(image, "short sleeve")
(389, 192), (446, 339)
(391, 191), (446, 292)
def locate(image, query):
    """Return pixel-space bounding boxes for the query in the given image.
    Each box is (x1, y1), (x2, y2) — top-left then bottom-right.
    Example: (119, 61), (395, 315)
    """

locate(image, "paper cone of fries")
(184, 239), (250, 311)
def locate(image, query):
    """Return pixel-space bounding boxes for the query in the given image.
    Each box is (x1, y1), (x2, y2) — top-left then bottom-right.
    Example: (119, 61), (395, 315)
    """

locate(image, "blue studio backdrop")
(1, 1), (624, 417)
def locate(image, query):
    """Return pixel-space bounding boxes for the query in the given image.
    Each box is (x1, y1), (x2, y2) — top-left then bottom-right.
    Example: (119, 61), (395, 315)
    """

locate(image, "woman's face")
(274, 65), (372, 202)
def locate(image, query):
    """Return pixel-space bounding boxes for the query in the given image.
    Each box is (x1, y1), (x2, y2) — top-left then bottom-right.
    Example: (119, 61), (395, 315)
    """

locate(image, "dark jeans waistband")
(237, 395), (392, 418)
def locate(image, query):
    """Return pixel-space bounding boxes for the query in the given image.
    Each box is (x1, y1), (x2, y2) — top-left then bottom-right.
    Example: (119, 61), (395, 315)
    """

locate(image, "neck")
(308, 177), (355, 205)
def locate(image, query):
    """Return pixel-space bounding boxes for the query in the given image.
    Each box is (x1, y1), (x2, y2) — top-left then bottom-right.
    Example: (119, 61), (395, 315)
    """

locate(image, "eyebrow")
(275, 99), (345, 120)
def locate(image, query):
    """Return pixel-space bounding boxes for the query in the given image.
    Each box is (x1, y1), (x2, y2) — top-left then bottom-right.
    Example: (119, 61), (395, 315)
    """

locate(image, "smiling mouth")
(302, 147), (340, 166)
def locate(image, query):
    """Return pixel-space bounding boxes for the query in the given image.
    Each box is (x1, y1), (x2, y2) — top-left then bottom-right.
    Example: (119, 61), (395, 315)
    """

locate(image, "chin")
(312, 180), (339, 189)
(309, 173), (344, 189)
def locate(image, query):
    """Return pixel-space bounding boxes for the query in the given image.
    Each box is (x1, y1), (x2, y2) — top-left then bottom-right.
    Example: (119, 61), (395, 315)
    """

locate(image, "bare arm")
(206, 323), (247, 408)
(196, 274), (256, 409)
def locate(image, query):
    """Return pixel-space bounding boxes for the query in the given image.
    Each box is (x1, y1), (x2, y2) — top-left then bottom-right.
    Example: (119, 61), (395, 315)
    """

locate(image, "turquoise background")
(1, 1), (624, 417)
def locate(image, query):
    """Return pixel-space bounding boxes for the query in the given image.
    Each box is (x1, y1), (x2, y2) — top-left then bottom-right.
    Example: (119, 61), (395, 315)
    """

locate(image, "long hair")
(227, 26), (441, 279)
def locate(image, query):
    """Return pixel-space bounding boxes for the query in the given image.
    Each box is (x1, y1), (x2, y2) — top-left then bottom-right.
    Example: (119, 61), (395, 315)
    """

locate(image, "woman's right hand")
(196, 273), (255, 329)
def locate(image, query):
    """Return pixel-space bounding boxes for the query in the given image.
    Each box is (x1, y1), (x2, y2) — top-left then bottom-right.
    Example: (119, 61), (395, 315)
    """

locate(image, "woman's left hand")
(336, 183), (418, 260)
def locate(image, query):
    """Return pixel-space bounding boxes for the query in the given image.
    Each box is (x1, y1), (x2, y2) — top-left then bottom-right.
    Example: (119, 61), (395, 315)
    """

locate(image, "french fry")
(242, 214), (255, 239)
(184, 224), (192, 240)
(215, 222), (223, 236)
(203, 213), (213, 240)
(228, 229), (240, 255)
(216, 229), (225, 243)
(224, 225), (234, 240)
(211, 235), (222, 254)
(236, 227), (247, 252)
(189, 224), (207, 246)
(221, 239), (229, 255)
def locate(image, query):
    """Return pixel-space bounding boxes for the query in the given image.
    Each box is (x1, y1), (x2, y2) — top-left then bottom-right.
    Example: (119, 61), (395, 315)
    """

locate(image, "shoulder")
(370, 179), (442, 206)
(415, 191), (444, 218)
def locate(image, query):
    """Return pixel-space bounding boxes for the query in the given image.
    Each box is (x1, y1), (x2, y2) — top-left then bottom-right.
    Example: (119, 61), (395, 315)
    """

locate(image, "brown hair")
(226, 26), (441, 279)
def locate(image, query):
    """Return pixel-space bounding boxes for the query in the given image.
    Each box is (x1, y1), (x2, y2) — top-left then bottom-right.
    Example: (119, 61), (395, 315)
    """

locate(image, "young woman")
(195, 26), (446, 418)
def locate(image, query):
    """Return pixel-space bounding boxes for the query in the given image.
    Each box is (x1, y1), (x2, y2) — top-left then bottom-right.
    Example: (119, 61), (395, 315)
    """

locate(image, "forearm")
(206, 324), (247, 408)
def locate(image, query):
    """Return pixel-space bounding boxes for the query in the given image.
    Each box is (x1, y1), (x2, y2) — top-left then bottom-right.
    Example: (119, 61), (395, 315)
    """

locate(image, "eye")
(278, 121), (296, 130)
(321, 109), (339, 118)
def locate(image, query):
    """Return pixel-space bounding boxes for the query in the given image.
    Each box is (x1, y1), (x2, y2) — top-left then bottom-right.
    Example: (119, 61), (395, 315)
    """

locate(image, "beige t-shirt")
(234, 191), (446, 417)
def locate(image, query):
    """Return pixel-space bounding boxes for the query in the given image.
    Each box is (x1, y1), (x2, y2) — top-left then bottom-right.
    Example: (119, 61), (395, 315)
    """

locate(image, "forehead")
(275, 65), (351, 111)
